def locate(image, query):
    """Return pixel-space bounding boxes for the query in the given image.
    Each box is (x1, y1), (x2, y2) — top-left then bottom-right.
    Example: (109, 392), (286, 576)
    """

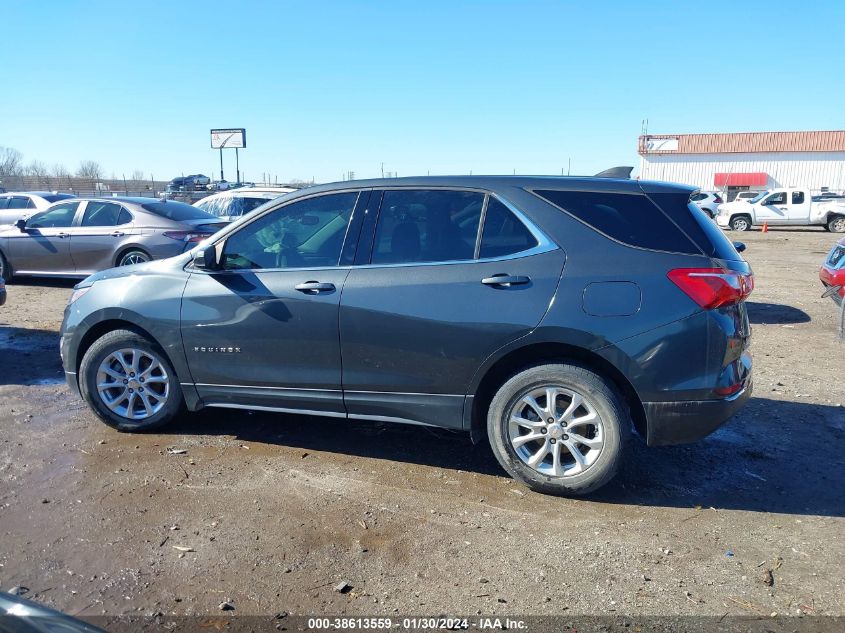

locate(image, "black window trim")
(526, 187), (707, 257)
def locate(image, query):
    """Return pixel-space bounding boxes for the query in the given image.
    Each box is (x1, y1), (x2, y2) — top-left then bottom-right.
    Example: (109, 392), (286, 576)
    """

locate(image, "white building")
(638, 131), (845, 200)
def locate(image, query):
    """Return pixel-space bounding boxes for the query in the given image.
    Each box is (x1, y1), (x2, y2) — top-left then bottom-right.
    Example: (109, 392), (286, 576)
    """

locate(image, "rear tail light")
(163, 231), (211, 243)
(713, 195), (723, 203)
(668, 268), (754, 309)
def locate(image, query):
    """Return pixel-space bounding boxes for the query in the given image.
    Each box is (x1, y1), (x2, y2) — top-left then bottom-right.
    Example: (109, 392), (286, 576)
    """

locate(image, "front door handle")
(111, 231), (125, 237)
(294, 281), (336, 293)
(481, 274), (530, 287)
(56, 232), (70, 239)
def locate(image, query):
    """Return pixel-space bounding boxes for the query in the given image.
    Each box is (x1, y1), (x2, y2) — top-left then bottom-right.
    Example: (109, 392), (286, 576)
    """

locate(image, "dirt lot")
(0, 228), (843, 622)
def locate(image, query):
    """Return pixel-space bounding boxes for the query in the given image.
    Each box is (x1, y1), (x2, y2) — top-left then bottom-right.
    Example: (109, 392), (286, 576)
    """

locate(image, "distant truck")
(716, 188), (845, 233)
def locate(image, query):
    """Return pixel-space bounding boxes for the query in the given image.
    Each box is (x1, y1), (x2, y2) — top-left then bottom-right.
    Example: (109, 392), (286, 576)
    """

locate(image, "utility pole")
(219, 148), (224, 182)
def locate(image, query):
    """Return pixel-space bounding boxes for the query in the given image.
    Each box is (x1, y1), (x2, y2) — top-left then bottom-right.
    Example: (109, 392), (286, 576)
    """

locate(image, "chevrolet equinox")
(61, 176), (753, 495)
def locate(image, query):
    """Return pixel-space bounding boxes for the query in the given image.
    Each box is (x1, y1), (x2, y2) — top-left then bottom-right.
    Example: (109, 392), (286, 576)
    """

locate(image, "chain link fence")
(0, 175), (170, 198)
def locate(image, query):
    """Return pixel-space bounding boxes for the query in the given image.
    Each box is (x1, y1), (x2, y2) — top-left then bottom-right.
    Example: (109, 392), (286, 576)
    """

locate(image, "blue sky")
(2, 0), (844, 183)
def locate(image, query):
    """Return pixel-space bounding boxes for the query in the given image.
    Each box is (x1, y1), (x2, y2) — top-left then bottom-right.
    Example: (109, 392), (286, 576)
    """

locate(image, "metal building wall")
(638, 151), (845, 192)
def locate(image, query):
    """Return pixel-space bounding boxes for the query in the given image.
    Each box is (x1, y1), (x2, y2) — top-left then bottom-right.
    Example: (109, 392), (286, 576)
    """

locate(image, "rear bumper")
(644, 380), (752, 446)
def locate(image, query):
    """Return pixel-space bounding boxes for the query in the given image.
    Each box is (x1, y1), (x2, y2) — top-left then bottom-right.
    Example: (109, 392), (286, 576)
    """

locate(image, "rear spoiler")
(593, 166), (633, 179)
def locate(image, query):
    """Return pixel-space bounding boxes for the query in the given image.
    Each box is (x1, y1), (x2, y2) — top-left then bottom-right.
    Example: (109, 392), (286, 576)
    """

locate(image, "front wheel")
(828, 215), (845, 233)
(487, 363), (628, 496)
(79, 329), (183, 431)
(730, 215), (751, 231)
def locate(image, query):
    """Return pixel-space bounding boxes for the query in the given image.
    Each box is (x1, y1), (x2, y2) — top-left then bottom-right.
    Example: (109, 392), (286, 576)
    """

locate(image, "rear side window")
(8, 197), (30, 209)
(649, 192), (743, 261)
(479, 197), (538, 258)
(82, 202), (128, 226)
(371, 190), (483, 264)
(534, 190), (699, 254)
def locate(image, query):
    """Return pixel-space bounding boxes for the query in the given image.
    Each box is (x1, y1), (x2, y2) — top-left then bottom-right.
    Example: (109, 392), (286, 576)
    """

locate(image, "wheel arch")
(114, 245), (152, 267)
(468, 340), (646, 443)
(76, 318), (162, 376)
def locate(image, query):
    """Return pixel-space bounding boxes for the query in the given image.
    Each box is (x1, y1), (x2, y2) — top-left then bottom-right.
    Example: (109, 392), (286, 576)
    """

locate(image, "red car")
(820, 236), (845, 305)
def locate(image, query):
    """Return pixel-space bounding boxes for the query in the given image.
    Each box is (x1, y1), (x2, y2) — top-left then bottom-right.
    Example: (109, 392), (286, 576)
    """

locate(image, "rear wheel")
(79, 329), (183, 431)
(730, 215), (751, 231)
(828, 215), (845, 233)
(118, 249), (151, 266)
(487, 363), (627, 496)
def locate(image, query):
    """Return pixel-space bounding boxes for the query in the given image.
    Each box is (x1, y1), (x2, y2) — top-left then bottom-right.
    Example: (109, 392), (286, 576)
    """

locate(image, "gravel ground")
(0, 228), (843, 622)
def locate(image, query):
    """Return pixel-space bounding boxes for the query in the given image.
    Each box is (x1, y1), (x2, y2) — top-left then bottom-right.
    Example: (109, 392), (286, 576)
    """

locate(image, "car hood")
(78, 252), (193, 287)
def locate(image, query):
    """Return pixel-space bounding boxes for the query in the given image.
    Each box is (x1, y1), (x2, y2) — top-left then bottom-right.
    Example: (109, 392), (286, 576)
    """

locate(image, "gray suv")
(60, 177), (753, 495)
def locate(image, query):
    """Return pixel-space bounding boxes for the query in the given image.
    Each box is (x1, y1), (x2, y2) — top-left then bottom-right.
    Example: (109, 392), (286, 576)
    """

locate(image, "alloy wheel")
(120, 251), (150, 266)
(507, 386), (604, 477)
(96, 348), (169, 420)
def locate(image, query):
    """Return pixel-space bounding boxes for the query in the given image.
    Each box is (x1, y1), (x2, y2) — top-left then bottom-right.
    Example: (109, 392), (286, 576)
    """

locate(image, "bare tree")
(77, 160), (102, 180)
(130, 169), (145, 181)
(51, 163), (71, 178)
(24, 160), (49, 177)
(0, 146), (24, 177)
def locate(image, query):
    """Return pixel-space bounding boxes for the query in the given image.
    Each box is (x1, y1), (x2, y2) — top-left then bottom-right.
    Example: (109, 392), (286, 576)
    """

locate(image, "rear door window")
(479, 197), (538, 258)
(533, 189), (699, 254)
(371, 190), (483, 264)
(8, 196), (30, 210)
(81, 202), (129, 226)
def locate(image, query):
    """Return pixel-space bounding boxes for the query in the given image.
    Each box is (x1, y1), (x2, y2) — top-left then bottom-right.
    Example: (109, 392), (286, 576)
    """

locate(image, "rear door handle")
(57, 232), (70, 239)
(481, 274), (530, 287)
(294, 281), (336, 293)
(111, 231), (125, 237)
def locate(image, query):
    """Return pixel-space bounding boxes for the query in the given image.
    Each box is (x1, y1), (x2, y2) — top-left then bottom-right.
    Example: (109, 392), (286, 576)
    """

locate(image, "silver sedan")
(0, 197), (227, 280)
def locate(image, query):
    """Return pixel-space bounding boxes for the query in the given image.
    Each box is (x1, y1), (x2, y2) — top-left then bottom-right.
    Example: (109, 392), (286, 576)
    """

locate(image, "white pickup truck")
(715, 188), (845, 233)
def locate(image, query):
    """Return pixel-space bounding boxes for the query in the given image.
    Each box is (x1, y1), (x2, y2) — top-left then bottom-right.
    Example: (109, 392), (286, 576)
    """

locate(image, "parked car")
(60, 176), (753, 496)
(732, 191), (761, 203)
(690, 191), (723, 218)
(716, 187), (845, 232)
(166, 174), (210, 193)
(0, 277), (5, 306)
(0, 192), (77, 225)
(193, 187), (295, 222)
(819, 236), (845, 305)
(0, 590), (107, 633)
(0, 197), (227, 280)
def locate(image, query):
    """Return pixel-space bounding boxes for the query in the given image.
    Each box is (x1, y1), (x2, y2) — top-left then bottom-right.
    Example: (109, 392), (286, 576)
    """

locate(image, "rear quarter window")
(533, 189), (699, 254)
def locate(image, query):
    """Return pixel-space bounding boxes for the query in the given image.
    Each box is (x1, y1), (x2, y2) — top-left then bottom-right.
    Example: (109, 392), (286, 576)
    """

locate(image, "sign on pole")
(211, 128), (246, 149)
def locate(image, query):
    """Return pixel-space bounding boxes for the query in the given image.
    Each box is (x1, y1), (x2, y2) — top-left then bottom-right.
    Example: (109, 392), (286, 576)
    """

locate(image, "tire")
(487, 363), (628, 496)
(79, 329), (183, 432)
(729, 215), (751, 231)
(828, 215), (845, 233)
(118, 249), (151, 267)
(0, 249), (11, 282)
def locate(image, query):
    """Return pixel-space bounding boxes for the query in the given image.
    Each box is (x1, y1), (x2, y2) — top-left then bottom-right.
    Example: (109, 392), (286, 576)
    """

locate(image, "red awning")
(714, 172), (768, 187)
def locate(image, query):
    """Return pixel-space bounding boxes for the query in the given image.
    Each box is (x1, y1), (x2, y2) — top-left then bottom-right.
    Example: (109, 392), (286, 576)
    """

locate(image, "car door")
(68, 201), (134, 274)
(9, 201), (79, 273)
(339, 189), (566, 429)
(180, 189), (368, 415)
(756, 191), (789, 223)
(785, 190), (810, 223)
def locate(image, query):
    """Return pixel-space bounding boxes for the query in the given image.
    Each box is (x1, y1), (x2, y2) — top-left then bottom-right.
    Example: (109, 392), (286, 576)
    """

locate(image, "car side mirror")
(733, 241), (746, 253)
(194, 244), (221, 271)
(15, 218), (27, 232)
